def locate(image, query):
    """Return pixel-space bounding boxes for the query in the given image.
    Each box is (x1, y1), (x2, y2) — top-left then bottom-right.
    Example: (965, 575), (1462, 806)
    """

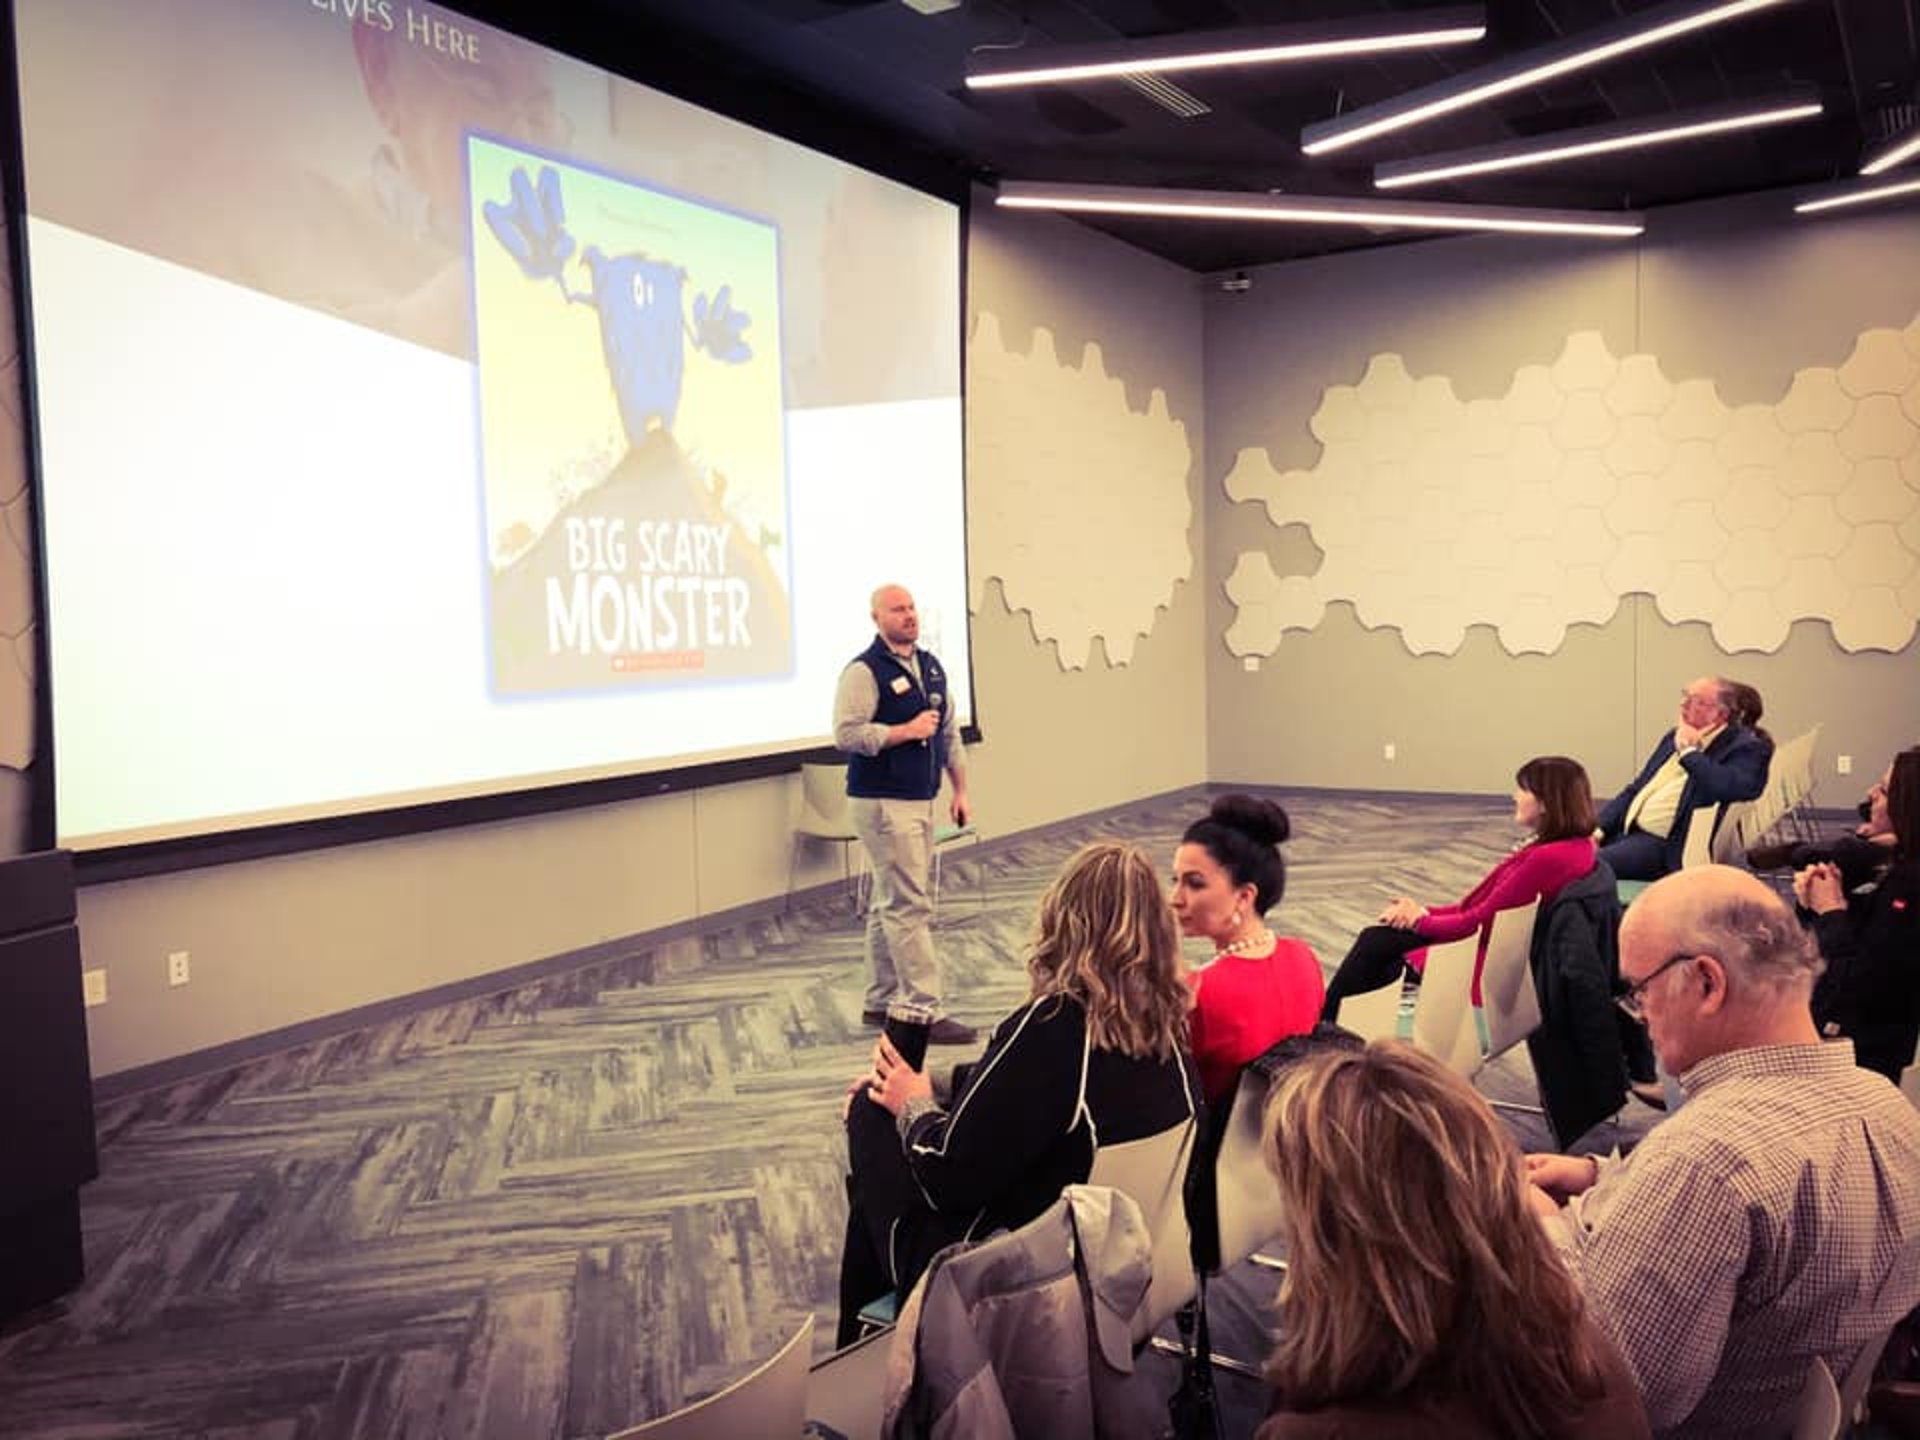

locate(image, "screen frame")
(2, 0), (982, 882)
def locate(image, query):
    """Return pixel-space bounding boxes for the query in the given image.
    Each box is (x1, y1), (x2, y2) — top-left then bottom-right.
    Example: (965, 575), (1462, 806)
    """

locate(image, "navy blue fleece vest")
(846, 636), (948, 800)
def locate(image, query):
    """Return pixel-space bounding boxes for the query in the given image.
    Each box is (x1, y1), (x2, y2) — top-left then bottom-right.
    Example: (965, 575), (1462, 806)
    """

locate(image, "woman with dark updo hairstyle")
(1172, 794), (1324, 1105)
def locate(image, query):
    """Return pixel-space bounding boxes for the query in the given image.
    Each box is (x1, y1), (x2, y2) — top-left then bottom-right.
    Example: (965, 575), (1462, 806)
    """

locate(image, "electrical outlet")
(82, 968), (108, 1007)
(1837, 754), (1852, 775)
(1383, 742), (1396, 761)
(1242, 655), (1259, 672)
(168, 950), (191, 987)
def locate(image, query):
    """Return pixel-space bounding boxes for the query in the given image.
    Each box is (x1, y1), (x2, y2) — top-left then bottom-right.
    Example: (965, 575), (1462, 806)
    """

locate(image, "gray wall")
(1203, 191), (1920, 803)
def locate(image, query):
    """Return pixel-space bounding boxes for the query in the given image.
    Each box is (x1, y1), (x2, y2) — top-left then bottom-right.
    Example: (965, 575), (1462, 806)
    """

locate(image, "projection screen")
(10, 0), (972, 858)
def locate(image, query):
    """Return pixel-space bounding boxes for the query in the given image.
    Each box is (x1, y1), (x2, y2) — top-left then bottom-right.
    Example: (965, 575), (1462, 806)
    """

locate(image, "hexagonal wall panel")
(1838, 329), (1918, 399)
(1839, 460), (1917, 525)
(1840, 395), (1919, 462)
(1777, 367), (1854, 433)
(1221, 319), (1920, 660)
(969, 313), (1192, 669)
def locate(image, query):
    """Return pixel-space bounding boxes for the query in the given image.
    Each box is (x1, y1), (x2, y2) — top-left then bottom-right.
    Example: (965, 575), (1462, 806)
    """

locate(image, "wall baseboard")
(95, 781), (1851, 1100)
(92, 781), (1212, 1102)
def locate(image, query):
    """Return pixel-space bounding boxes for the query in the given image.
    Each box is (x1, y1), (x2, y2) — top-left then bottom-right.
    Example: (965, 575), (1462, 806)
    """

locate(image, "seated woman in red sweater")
(1321, 756), (1597, 1023)
(1173, 794), (1324, 1106)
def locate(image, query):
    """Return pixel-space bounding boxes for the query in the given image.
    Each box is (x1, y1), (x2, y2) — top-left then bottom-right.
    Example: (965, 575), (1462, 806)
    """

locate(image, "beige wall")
(19, 196), (1207, 1080)
(1203, 192), (1920, 803)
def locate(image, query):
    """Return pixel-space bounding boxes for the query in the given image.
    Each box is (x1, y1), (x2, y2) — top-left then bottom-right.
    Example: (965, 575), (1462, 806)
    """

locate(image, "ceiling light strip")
(1375, 95), (1822, 189)
(1860, 128), (1920, 176)
(995, 182), (1644, 237)
(1302, 0), (1802, 156)
(1795, 174), (1920, 215)
(966, 7), (1485, 90)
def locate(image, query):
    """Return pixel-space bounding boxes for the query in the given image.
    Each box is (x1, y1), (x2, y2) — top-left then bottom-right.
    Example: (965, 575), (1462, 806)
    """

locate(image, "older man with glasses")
(1594, 677), (1772, 882)
(1524, 865), (1920, 1440)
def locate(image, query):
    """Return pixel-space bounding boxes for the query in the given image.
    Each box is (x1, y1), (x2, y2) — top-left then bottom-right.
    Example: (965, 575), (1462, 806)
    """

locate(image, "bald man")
(1526, 866), (1920, 1439)
(832, 584), (974, 1046)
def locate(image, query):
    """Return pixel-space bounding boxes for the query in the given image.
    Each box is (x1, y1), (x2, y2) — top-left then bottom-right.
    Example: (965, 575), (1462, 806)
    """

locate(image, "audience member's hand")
(1378, 897), (1425, 929)
(1674, 719), (1706, 749)
(1525, 1152), (1599, 1200)
(865, 1032), (932, 1116)
(1793, 862), (1848, 915)
(1526, 1184), (1563, 1219)
(842, 1073), (870, 1122)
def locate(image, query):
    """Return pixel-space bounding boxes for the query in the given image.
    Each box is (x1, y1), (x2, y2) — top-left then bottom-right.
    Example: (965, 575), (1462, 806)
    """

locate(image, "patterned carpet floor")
(0, 789), (1659, 1438)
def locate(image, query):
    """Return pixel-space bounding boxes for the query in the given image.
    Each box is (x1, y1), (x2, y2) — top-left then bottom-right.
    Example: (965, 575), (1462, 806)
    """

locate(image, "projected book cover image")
(470, 137), (792, 695)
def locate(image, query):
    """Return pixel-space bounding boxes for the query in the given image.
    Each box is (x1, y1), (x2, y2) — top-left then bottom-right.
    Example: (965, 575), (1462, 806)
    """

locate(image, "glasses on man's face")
(1616, 953), (1695, 1020)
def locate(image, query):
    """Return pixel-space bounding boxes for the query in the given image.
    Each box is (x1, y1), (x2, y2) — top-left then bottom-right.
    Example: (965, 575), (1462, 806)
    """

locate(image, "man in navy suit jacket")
(1597, 677), (1773, 881)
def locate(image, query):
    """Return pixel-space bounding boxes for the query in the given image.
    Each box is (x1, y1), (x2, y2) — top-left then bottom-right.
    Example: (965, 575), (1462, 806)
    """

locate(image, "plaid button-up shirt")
(1549, 1040), (1920, 1439)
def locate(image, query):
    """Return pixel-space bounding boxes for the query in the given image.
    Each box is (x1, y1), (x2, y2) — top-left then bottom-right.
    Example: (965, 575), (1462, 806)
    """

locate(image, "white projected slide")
(12, 0), (969, 851)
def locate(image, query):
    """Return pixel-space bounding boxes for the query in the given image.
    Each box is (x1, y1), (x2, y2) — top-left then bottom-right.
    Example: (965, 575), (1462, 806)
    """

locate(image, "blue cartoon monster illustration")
(482, 164), (752, 441)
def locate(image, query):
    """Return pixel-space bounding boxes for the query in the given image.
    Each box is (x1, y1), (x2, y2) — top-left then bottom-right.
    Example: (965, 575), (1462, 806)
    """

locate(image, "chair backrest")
(1775, 725), (1821, 814)
(803, 1326), (887, 1440)
(1212, 1067), (1285, 1272)
(1680, 803), (1722, 869)
(1409, 934), (1481, 1078)
(1335, 974), (1405, 1043)
(1711, 800), (1752, 864)
(1478, 899), (1542, 1060)
(1087, 1118), (1198, 1345)
(1838, 1325), (1894, 1429)
(1790, 1355), (1842, 1440)
(614, 1314), (813, 1439)
(798, 762), (853, 834)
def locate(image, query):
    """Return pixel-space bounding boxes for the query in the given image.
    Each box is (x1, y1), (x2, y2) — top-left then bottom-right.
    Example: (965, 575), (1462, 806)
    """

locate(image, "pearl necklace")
(1213, 928), (1273, 961)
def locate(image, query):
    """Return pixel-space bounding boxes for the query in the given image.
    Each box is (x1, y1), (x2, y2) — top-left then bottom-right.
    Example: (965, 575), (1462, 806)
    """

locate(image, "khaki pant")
(850, 795), (940, 1014)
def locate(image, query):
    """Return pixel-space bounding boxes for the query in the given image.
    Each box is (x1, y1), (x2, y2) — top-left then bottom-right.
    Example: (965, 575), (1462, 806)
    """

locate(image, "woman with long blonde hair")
(836, 841), (1199, 1346)
(1257, 1042), (1648, 1439)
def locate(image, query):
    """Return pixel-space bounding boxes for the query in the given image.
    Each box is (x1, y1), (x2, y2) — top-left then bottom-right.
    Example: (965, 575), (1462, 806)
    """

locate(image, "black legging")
(1320, 924), (1430, 1023)
(836, 1097), (969, 1346)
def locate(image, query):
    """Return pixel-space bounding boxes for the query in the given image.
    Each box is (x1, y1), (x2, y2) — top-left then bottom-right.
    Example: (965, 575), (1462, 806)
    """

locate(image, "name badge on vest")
(889, 676), (911, 695)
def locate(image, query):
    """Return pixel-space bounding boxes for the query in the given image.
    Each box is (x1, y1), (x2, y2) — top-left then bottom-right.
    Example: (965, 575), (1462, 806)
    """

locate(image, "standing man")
(1525, 866), (1920, 1437)
(834, 584), (976, 1045)
(1595, 676), (1771, 881)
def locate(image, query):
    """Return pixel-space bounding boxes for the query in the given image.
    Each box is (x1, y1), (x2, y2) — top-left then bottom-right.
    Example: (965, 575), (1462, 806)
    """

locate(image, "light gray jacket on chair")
(881, 1184), (1166, 1440)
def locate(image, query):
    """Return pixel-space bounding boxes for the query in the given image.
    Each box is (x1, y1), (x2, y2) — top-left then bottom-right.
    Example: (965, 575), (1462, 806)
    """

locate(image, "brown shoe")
(1745, 842), (1798, 872)
(860, 1009), (886, 1027)
(927, 1017), (979, 1046)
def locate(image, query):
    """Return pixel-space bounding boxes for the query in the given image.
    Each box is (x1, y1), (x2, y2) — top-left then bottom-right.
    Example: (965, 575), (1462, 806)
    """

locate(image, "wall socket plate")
(168, 950), (191, 987)
(1383, 742), (1397, 761)
(83, 968), (108, 1007)
(1837, 754), (1852, 775)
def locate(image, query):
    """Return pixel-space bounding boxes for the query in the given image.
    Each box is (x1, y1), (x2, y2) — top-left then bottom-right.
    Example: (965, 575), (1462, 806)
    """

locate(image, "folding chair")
(617, 1315), (813, 1439)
